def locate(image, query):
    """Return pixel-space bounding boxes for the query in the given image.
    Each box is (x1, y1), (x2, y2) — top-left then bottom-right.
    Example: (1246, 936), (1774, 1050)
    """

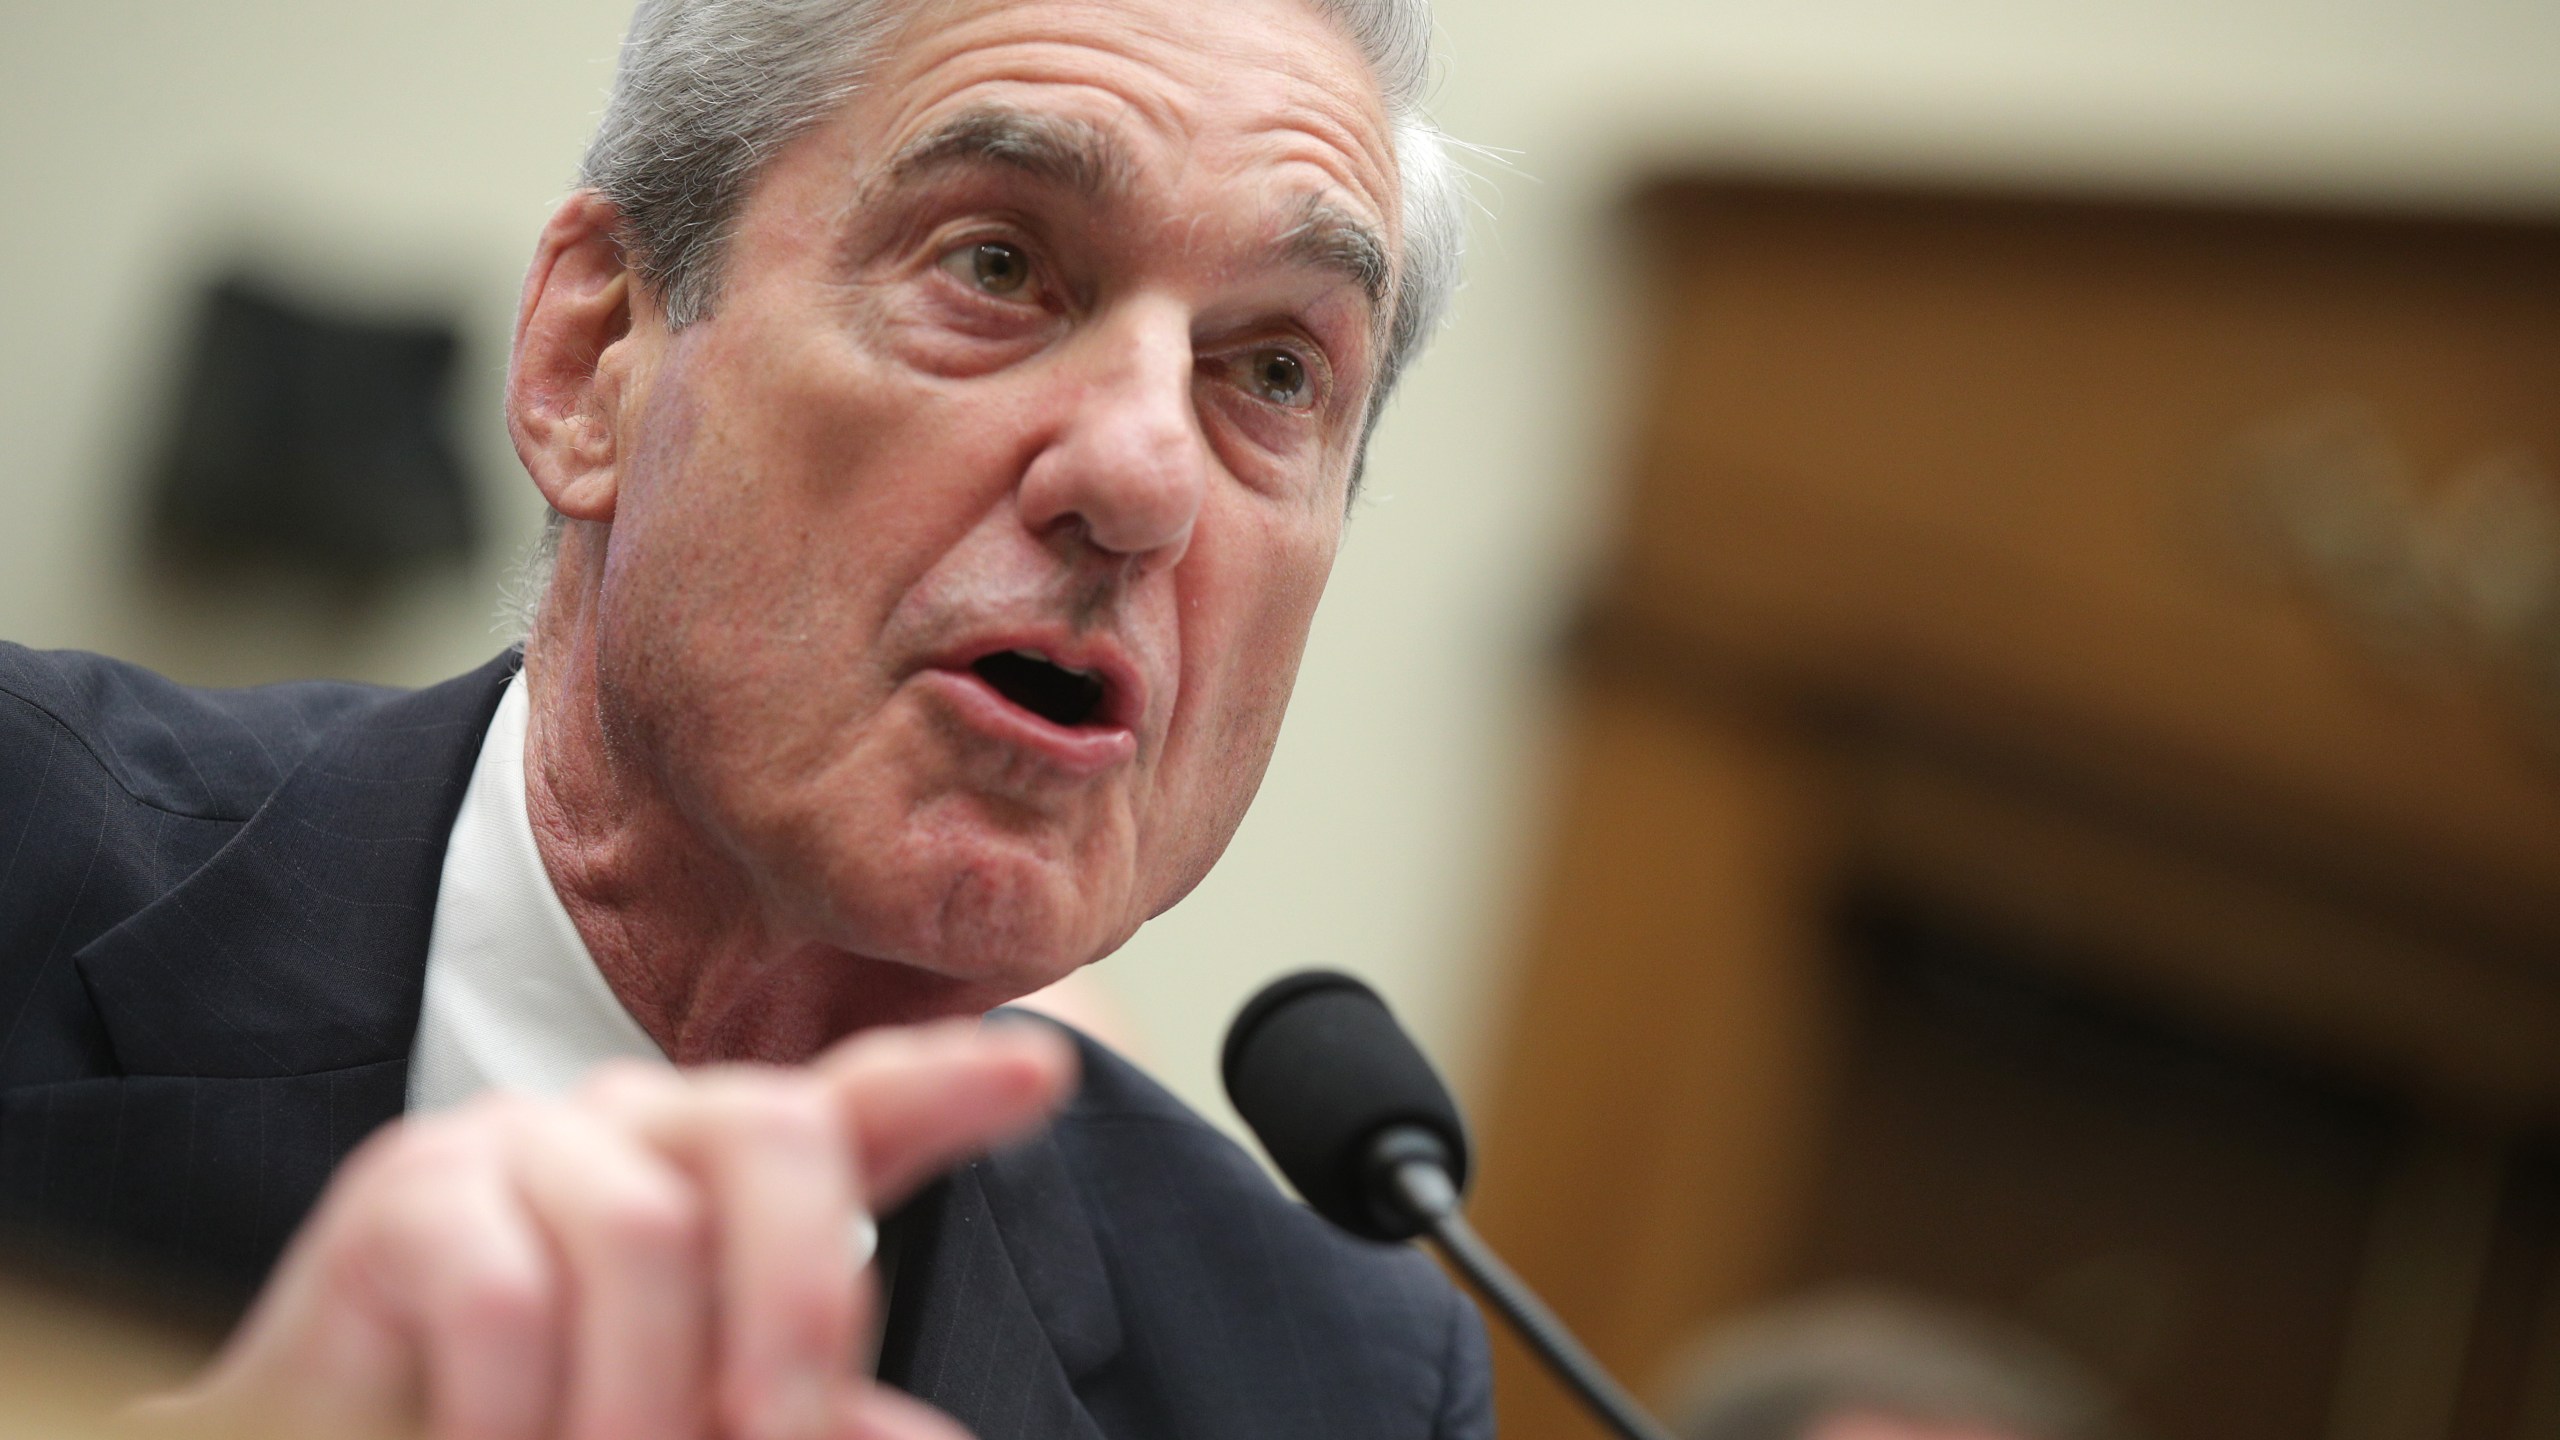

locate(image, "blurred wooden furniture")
(1470, 180), (2560, 1440)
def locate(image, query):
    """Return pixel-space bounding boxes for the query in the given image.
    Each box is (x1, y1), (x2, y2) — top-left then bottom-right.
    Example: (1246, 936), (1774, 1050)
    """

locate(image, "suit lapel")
(43, 651), (516, 1290)
(883, 1125), (1122, 1440)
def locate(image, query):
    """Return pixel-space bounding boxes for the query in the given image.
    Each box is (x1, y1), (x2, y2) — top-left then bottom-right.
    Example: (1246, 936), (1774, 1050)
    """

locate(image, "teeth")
(1009, 648), (1095, 680)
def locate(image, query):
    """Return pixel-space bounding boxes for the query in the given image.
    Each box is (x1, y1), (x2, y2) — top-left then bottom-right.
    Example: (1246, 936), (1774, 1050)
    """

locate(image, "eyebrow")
(1277, 196), (1390, 311)
(879, 105), (1392, 314)
(887, 107), (1129, 199)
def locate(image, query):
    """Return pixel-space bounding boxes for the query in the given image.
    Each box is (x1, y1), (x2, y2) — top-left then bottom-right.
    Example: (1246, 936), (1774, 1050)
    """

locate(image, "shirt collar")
(407, 669), (665, 1112)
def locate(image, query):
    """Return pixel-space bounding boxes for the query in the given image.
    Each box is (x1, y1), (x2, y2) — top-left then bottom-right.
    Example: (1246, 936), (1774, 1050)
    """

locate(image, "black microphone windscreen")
(1221, 970), (1471, 1241)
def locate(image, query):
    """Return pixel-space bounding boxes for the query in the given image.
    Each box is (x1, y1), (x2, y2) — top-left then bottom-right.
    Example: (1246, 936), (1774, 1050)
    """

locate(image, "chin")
(805, 828), (1136, 997)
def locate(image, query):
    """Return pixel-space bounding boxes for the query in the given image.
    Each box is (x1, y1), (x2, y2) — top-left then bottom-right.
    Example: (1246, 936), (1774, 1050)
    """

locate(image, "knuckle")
(764, 1272), (853, 1352)
(718, 1376), (790, 1440)
(588, 1176), (706, 1261)
(443, 1254), (559, 1340)
(318, 1156), (492, 1279)
(311, 1212), (397, 1299)
(718, 1079), (836, 1152)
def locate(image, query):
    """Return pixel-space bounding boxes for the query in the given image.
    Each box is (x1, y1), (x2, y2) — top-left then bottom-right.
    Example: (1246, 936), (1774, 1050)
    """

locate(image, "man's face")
(586, 0), (1399, 999)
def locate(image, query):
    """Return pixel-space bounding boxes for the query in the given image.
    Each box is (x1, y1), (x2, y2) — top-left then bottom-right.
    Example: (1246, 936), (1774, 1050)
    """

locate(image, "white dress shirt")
(406, 671), (666, 1113)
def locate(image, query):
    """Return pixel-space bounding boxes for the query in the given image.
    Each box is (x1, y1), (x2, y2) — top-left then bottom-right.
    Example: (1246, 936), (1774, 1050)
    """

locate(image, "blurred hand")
(127, 1019), (1075, 1440)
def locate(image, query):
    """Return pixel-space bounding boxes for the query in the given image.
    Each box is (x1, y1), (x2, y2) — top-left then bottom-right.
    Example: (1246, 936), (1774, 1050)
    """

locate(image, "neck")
(515, 557), (993, 1065)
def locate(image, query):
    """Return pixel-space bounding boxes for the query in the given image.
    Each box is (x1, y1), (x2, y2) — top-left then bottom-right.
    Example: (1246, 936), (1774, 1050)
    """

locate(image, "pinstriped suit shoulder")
(0, 642), (386, 821)
(0, 644), (394, 1088)
(0, 644), (510, 1290)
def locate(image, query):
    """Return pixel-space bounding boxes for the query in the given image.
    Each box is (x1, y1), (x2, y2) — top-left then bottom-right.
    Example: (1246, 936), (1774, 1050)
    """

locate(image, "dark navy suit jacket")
(0, 643), (1493, 1440)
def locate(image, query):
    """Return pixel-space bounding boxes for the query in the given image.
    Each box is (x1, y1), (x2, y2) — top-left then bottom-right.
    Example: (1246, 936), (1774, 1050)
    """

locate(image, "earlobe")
(507, 191), (645, 524)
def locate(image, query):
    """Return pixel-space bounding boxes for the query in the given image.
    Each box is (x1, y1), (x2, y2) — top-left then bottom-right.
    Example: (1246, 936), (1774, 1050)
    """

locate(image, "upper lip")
(934, 630), (1148, 731)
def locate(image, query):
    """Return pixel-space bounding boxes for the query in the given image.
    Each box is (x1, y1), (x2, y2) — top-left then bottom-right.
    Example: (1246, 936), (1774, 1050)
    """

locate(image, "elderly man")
(0, 0), (1487, 1436)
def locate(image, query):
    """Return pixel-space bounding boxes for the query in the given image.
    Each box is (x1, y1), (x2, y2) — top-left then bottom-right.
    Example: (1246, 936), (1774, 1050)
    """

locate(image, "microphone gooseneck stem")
(1385, 1162), (1680, 1440)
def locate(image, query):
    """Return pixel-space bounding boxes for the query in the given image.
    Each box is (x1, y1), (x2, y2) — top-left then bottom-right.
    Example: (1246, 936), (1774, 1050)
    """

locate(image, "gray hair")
(582, 0), (1462, 401)
(508, 0), (1466, 635)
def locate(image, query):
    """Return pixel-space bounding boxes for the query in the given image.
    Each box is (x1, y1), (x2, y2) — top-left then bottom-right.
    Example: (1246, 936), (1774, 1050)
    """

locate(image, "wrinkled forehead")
(851, 0), (1402, 250)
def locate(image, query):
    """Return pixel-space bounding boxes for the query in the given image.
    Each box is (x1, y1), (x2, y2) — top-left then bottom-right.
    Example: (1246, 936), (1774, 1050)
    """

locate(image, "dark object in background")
(1662, 1290), (2134, 1440)
(147, 274), (476, 575)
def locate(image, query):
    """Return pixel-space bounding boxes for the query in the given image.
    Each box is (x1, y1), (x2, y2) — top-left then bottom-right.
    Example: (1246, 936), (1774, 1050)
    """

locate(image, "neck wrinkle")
(519, 565), (774, 1063)
(515, 562), (1010, 1066)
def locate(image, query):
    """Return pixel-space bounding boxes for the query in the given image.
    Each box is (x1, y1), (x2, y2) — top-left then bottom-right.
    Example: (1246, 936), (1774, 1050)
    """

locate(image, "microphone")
(1223, 971), (1677, 1440)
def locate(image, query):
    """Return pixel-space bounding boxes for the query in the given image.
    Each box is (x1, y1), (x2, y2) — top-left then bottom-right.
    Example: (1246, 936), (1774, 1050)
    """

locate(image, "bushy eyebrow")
(1277, 196), (1390, 311)
(876, 104), (1392, 318)
(886, 107), (1129, 198)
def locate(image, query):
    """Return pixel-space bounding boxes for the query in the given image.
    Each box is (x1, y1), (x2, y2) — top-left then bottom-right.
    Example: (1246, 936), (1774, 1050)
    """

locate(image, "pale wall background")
(3, 0), (2557, 1137)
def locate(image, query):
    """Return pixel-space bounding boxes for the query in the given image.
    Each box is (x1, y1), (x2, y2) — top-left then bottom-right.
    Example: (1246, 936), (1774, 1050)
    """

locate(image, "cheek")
(592, 339), (926, 778)
(1218, 500), (1340, 712)
(1153, 510), (1339, 837)
(616, 325), (964, 631)
(603, 380), (815, 663)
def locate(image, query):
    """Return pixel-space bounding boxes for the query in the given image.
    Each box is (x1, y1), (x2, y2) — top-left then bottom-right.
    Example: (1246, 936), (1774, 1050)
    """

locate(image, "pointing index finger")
(816, 1019), (1078, 1211)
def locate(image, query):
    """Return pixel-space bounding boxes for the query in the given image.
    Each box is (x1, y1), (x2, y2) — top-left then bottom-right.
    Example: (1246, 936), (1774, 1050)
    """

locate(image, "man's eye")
(1244, 348), (1310, 406)
(940, 241), (1033, 297)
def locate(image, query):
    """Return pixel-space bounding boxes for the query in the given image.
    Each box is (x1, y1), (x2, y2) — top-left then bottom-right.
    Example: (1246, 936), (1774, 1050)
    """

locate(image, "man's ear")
(507, 190), (645, 524)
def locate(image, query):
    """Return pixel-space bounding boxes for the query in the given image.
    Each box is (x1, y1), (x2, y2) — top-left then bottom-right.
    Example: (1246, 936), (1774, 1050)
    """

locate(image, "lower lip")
(918, 668), (1137, 777)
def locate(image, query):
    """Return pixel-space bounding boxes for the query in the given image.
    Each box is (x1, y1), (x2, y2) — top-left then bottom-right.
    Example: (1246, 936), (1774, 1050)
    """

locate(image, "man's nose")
(1016, 303), (1206, 571)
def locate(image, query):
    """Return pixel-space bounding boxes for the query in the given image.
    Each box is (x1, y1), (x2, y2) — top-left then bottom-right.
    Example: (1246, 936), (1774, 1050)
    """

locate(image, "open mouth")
(971, 649), (1110, 728)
